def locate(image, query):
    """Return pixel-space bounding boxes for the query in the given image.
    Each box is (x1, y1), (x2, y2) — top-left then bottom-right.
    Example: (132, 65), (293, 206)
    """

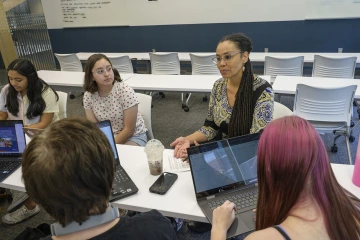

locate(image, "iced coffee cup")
(144, 139), (164, 176)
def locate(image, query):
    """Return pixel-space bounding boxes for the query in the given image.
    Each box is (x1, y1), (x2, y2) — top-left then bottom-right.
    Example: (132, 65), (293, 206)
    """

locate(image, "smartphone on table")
(149, 172), (178, 195)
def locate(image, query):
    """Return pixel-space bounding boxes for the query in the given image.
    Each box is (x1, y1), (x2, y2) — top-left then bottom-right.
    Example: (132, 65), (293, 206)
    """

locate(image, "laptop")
(97, 120), (138, 201)
(187, 132), (260, 238)
(22, 127), (44, 139)
(0, 120), (26, 182)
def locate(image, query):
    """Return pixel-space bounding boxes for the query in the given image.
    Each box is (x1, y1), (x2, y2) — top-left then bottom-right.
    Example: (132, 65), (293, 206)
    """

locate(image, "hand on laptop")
(170, 137), (190, 159)
(211, 200), (236, 239)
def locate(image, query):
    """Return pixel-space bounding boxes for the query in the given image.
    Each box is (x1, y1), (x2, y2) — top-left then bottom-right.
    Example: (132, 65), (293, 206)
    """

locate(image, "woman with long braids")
(171, 33), (273, 159)
(170, 33), (274, 233)
(0, 58), (59, 224)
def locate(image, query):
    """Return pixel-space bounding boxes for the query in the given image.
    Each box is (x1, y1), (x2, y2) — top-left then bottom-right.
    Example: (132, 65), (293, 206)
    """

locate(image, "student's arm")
(0, 111), (8, 120)
(85, 109), (99, 123)
(28, 112), (54, 129)
(0, 85), (9, 120)
(114, 105), (137, 144)
(211, 201), (236, 240)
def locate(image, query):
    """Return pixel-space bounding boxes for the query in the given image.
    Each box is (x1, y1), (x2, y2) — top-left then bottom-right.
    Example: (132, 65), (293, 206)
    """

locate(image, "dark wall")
(48, 19), (360, 54)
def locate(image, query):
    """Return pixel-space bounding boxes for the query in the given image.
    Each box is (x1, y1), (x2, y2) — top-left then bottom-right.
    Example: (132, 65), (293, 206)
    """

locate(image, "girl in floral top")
(171, 33), (274, 159)
(83, 54), (147, 146)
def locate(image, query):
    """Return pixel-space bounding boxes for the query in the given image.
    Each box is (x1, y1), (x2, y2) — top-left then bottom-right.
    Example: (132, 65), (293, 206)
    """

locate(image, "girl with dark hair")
(0, 58), (59, 224)
(83, 54), (147, 146)
(171, 33), (274, 159)
(211, 116), (360, 240)
(0, 58), (59, 126)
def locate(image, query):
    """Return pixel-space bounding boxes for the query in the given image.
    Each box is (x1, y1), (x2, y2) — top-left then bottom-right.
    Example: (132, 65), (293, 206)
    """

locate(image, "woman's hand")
(170, 137), (190, 159)
(211, 200), (236, 239)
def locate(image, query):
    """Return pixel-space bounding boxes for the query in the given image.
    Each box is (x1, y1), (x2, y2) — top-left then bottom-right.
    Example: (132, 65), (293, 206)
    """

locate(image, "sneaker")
(7, 190), (29, 212)
(2, 204), (40, 224)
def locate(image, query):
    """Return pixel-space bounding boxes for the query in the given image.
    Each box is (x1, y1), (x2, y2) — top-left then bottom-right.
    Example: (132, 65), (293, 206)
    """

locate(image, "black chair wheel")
(182, 104), (186, 109)
(151, 104), (153, 108)
(351, 120), (355, 127)
(69, 94), (75, 99)
(203, 96), (208, 102)
(159, 92), (165, 98)
(331, 145), (338, 153)
(184, 106), (190, 112)
(185, 93), (189, 98)
(349, 136), (355, 142)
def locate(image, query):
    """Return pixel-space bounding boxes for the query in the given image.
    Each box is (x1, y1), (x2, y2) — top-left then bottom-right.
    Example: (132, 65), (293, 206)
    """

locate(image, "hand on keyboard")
(212, 200), (236, 235)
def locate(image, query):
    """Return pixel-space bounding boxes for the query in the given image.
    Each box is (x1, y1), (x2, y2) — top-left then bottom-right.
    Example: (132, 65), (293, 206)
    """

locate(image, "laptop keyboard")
(0, 161), (20, 174)
(114, 168), (129, 183)
(207, 190), (258, 213)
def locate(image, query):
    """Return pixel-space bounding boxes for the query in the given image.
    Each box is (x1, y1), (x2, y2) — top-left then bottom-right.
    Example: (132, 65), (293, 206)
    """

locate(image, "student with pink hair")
(211, 116), (360, 240)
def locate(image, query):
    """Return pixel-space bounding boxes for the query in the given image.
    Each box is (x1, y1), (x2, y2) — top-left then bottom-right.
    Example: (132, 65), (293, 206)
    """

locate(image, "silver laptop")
(187, 132), (260, 238)
(0, 120), (26, 182)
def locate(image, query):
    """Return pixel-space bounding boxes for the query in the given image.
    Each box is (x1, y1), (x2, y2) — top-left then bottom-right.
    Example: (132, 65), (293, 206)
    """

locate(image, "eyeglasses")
(93, 66), (113, 75)
(212, 51), (242, 64)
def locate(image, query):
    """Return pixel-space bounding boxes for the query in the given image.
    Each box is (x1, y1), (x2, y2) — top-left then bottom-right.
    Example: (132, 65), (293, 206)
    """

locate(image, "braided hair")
(220, 33), (254, 137)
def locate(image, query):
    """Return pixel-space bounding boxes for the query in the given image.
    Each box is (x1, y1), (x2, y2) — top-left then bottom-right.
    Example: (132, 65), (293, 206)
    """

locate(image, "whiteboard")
(306, 0), (360, 20)
(61, 0), (128, 28)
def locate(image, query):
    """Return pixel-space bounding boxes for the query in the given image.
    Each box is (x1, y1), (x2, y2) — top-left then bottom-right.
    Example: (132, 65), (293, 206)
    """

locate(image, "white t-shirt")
(0, 84), (59, 125)
(83, 81), (147, 136)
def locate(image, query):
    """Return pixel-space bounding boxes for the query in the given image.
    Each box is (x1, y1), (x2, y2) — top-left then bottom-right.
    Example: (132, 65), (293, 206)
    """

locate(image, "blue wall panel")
(48, 19), (360, 55)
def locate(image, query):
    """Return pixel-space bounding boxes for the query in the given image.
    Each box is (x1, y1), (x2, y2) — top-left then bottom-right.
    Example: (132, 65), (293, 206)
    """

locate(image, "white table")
(126, 74), (270, 93)
(77, 52), (360, 67)
(37, 70), (135, 93)
(273, 76), (360, 98)
(1, 145), (358, 223)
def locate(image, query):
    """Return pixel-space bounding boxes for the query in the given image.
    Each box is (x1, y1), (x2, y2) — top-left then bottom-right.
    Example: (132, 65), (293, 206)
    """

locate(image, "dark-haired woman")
(171, 33), (274, 233)
(83, 54), (147, 146)
(0, 58), (59, 224)
(171, 33), (273, 159)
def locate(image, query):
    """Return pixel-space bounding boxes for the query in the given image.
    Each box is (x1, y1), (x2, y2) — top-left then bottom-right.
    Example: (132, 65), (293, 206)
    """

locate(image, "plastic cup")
(144, 139), (164, 176)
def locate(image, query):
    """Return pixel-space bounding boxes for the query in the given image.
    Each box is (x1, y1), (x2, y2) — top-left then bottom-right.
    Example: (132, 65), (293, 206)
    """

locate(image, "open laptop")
(97, 120), (138, 201)
(187, 132), (260, 238)
(0, 120), (26, 182)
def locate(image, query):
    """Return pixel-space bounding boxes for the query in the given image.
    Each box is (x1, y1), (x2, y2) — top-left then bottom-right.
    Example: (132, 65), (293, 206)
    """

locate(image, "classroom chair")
(273, 102), (293, 120)
(108, 56), (134, 74)
(312, 55), (357, 79)
(54, 53), (83, 99)
(293, 84), (356, 165)
(264, 56), (304, 83)
(149, 52), (182, 108)
(136, 93), (154, 140)
(189, 53), (219, 110)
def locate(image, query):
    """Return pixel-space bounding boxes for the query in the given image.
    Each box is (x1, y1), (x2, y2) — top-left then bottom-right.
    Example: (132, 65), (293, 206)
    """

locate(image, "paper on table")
(163, 149), (190, 173)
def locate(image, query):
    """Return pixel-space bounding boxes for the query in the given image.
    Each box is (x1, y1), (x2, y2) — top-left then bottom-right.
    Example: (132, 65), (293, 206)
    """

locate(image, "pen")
(183, 157), (189, 162)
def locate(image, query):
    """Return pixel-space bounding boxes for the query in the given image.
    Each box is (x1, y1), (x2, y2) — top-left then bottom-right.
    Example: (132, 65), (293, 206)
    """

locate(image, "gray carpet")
(0, 69), (359, 239)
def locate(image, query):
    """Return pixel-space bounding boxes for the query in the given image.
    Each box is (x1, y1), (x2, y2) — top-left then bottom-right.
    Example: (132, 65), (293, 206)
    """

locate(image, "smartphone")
(149, 172), (178, 195)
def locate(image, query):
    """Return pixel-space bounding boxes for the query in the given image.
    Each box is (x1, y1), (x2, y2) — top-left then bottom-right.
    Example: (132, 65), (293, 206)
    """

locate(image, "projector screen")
(306, 0), (360, 20)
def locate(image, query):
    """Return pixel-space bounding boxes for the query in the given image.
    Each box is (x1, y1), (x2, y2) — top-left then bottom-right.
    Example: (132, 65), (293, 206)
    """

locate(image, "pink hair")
(256, 116), (360, 239)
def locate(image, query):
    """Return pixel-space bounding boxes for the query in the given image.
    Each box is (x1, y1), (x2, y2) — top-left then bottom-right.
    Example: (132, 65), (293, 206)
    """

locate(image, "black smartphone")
(149, 172), (178, 195)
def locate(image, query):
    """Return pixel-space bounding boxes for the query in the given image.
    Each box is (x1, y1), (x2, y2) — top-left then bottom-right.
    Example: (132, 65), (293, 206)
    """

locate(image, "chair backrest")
(56, 91), (68, 119)
(54, 53), (83, 72)
(108, 55), (134, 74)
(293, 84), (356, 124)
(135, 93), (154, 140)
(264, 56), (304, 80)
(189, 53), (219, 75)
(312, 55), (357, 78)
(273, 102), (293, 120)
(149, 53), (180, 75)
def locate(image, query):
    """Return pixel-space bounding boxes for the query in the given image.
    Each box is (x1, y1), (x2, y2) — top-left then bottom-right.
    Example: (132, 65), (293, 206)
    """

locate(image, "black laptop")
(187, 132), (260, 238)
(97, 120), (138, 201)
(0, 120), (26, 182)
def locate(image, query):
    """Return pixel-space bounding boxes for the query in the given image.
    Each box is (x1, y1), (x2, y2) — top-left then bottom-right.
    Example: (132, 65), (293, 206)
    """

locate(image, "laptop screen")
(187, 133), (260, 197)
(96, 120), (119, 164)
(0, 120), (26, 156)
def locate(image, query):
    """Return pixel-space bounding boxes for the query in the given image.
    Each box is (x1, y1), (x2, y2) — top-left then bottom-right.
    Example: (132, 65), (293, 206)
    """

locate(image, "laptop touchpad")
(227, 217), (249, 238)
(239, 211), (256, 230)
